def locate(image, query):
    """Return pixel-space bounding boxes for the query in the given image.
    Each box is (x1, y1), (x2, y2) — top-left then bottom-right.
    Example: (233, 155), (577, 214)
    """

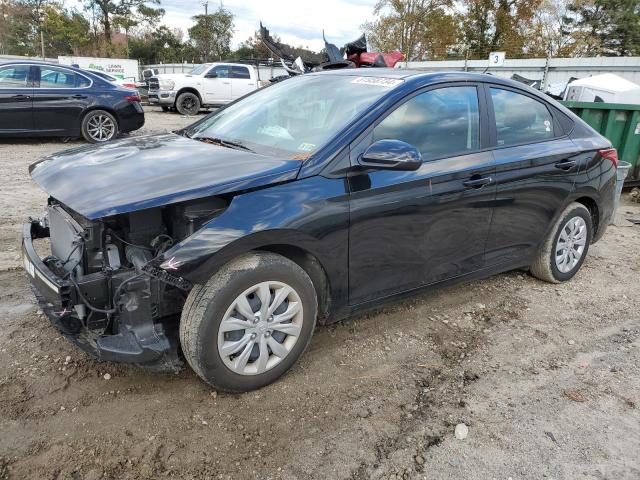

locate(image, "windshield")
(189, 64), (209, 75)
(185, 74), (402, 159)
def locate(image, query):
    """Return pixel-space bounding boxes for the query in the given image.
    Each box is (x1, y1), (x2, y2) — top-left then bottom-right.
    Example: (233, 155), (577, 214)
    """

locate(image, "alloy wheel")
(555, 216), (587, 273)
(86, 114), (115, 142)
(217, 281), (304, 376)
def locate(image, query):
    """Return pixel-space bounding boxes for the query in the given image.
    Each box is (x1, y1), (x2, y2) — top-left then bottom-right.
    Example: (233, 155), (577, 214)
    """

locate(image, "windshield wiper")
(192, 136), (254, 153)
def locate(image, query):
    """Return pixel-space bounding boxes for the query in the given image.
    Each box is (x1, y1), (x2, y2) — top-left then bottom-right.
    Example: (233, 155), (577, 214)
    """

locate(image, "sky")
(68, 0), (378, 52)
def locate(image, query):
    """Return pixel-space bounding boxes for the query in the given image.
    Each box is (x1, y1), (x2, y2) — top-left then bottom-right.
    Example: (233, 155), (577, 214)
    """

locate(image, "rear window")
(490, 88), (555, 146)
(232, 66), (250, 79)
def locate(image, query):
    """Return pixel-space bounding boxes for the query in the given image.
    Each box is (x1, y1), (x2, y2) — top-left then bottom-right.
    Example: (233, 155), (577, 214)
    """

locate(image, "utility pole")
(38, 7), (45, 60)
(202, 1), (208, 62)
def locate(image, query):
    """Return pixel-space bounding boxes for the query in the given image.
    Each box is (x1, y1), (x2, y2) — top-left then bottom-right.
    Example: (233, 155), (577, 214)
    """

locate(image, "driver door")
(348, 84), (496, 305)
(203, 65), (232, 104)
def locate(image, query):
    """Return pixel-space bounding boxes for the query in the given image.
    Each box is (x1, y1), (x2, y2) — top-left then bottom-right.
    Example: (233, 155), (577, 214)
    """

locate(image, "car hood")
(29, 134), (301, 220)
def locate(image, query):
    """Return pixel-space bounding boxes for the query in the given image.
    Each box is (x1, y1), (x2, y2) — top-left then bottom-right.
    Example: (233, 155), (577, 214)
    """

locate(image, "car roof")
(311, 68), (536, 90)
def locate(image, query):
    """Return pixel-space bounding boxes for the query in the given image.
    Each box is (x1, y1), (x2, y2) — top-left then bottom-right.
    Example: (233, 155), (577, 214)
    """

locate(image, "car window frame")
(483, 83), (567, 150)
(34, 65), (93, 90)
(0, 64), (35, 89)
(348, 81), (492, 167)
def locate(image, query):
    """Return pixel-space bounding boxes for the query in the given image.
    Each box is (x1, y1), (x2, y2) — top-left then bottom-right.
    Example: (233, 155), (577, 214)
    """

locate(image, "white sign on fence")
(58, 56), (139, 81)
(488, 52), (506, 67)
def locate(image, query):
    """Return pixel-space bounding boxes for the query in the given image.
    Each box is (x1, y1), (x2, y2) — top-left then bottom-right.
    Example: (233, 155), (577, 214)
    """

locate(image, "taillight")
(124, 94), (141, 103)
(123, 83), (137, 89)
(598, 148), (618, 168)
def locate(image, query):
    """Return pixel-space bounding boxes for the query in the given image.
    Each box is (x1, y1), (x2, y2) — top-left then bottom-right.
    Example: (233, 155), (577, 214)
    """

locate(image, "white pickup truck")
(148, 63), (261, 115)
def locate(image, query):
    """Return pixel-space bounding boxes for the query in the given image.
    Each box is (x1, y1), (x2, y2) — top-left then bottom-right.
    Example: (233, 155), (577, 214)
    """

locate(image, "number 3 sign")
(489, 52), (506, 66)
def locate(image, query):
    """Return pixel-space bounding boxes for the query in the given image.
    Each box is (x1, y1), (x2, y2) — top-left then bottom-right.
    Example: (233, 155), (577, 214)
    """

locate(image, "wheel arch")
(255, 244), (332, 323)
(175, 87), (203, 104)
(573, 195), (600, 237)
(170, 228), (341, 324)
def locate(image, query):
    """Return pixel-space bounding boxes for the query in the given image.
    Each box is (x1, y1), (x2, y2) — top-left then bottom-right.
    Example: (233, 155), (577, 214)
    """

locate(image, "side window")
(373, 86), (480, 161)
(39, 67), (86, 88)
(490, 88), (555, 146)
(231, 66), (250, 79)
(0, 65), (30, 88)
(211, 65), (230, 78)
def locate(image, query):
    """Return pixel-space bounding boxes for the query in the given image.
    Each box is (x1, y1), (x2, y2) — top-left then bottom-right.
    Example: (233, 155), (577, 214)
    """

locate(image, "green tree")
(564, 0), (640, 56)
(42, 3), (91, 55)
(83, 0), (162, 51)
(129, 25), (196, 64)
(460, 0), (542, 58)
(363, 0), (459, 61)
(188, 4), (234, 62)
(3, 0), (52, 56)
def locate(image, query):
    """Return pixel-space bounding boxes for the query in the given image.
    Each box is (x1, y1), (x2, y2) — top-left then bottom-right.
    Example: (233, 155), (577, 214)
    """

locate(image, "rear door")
(348, 83), (496, 305)
(230, 65), (255, 99)
(0, 64), (34, 133)
(203, 64), (232, 104)
(483, 85), (581, 266)
(32, 65), (92, 135)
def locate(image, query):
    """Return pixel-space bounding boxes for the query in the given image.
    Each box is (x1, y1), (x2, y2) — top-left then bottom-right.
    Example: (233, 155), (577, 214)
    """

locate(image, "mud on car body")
(23, 70), (617, 391)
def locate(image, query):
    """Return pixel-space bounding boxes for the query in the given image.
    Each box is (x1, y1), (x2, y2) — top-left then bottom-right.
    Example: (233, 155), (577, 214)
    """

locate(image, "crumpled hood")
(29, 134), (301, 219)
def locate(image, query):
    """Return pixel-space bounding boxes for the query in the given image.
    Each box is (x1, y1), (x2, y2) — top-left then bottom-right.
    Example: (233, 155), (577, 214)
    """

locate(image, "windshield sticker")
(291, 152), (312, 161)
(297, 142), (316, 152)
(351, 77), (403, 88)
(544, 120), (551, 132)
(257, 125), (294, 140)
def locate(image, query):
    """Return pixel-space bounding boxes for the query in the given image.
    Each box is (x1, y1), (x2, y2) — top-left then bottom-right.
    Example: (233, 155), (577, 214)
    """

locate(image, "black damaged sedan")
(23, 70), (617, 391)
(0, 61), (144, 143)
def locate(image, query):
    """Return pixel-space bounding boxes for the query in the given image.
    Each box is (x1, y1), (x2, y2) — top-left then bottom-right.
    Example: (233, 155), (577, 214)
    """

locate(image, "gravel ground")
(1, 107), (639, 479)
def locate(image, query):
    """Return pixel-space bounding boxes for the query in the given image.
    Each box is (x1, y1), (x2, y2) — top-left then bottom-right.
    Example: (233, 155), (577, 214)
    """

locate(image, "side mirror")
(205, 72), (218, 78)
(359, 139), (422, 171)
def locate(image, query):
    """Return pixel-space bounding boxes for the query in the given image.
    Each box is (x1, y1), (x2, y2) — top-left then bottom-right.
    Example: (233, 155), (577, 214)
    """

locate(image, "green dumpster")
(561, 101), (640, 184)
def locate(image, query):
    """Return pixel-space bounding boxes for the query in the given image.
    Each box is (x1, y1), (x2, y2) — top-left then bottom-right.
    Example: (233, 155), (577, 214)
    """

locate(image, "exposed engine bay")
(259, 23), (404, 79)
(29, 196), (228, 371)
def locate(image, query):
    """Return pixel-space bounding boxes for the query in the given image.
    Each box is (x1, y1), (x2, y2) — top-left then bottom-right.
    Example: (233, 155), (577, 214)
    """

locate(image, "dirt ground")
(1, 107), (639, 480)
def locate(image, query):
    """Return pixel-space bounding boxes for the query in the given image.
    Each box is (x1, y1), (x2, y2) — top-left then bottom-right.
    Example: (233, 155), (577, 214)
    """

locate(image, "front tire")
(81, 110), (118, 143)
(161, 106), (170, 112)
(180, 252), (318, 392)
(175, 92), (201, 116)
(530, 202), (593, 283)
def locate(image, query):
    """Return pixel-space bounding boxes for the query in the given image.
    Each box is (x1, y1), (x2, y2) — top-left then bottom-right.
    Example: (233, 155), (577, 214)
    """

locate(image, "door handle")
(72, 94), (88, 99)
(463, 176), (492, 189)
(11, 94), (31, 100)
(554, 160), (577, 170)
(222, 81), (231, 85)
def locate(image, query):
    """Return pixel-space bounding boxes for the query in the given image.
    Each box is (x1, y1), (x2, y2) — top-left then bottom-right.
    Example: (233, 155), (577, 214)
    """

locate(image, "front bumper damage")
(22, 219), (182, 372)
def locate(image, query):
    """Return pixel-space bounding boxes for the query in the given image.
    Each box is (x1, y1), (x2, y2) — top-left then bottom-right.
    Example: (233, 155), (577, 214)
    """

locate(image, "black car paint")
(30, 134), (302, 219)
(158, 72), (614, 320)
(22, 69), (616, 368)
(0, 61), (144, 138)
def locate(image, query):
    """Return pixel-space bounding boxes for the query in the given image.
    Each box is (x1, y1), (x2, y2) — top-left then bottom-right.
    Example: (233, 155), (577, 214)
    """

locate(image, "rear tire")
(530, 202), (593, 283)
(81, 110), (118, 143)
(176, 92), (201, 116)
(180, 252), (317, 392)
